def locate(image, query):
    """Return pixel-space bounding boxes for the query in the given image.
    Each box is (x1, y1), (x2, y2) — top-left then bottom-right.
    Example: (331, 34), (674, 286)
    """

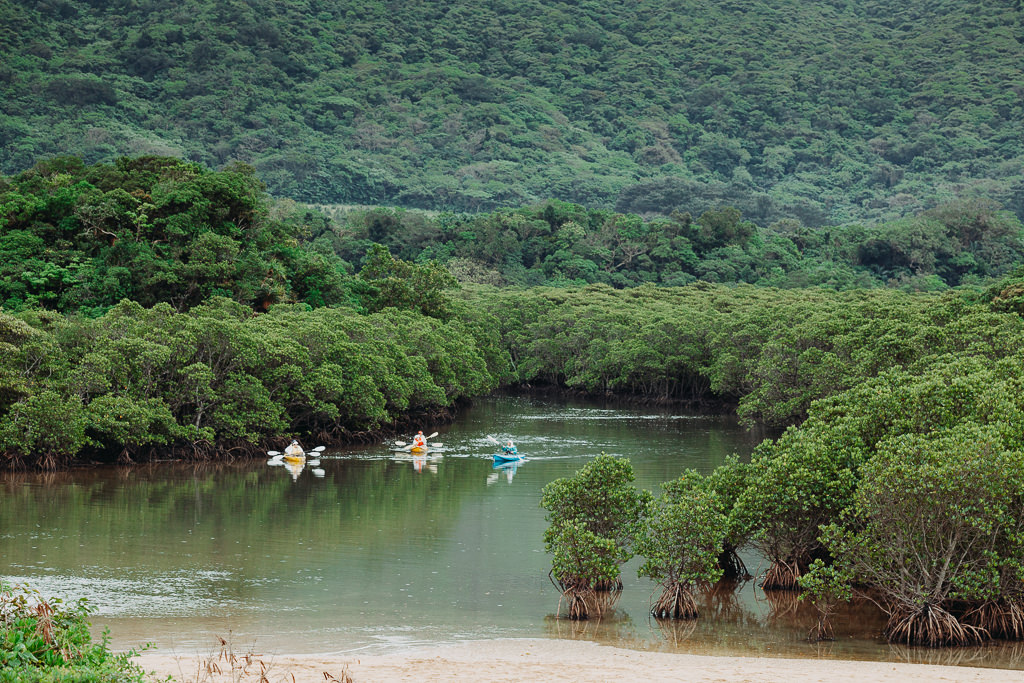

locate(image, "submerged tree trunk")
(718, 546), (750, 580)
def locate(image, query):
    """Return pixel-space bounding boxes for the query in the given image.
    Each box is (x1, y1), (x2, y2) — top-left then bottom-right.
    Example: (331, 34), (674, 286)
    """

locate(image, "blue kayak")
(493, 450), (524, 462)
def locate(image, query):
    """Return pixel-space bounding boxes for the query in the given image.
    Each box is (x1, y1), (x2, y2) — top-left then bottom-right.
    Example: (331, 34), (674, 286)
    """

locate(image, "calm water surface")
(2, 396), (1021, 669)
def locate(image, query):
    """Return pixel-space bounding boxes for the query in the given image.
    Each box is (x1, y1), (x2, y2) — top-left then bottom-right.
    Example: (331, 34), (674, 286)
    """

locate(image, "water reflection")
(544, 607), (636, 643)
(487, 460), (523, 485)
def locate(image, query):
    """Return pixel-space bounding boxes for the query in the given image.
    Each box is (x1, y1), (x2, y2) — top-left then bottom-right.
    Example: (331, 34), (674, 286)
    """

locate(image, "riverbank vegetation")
(541, 351), (1024, 644)
(541, 455), (652, 619)
(0, 581), (146, 682)
(322, 198), (1024, 291)
(5, 154), (1023, 469)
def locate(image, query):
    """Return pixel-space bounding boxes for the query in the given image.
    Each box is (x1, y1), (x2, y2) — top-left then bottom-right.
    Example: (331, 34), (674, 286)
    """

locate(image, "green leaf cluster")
(0, 156), (352, 314)
(467, 282), (1024, 425)
(323, 198), (1024, 291)
(636, 484), (726, 588)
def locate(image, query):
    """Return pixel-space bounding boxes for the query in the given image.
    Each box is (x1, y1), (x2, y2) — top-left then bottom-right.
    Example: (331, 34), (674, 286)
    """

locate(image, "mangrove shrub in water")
(823, 424), (1024, 647)
(541, 454), (653, 618)
(636, 483), (726, 619)
(734, 352), (1024, 645)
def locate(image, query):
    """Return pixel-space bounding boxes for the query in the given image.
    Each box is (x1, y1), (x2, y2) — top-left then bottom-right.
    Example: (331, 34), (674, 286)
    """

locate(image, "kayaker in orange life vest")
(412, 431), (427, 449)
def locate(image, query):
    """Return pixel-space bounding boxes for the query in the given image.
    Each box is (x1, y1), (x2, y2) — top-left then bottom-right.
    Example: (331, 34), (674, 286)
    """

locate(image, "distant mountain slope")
(0, 0), (1021, 224)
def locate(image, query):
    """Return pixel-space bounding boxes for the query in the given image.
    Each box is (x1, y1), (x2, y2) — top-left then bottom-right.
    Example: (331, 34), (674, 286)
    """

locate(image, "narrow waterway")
(2, 395), (1021, 669)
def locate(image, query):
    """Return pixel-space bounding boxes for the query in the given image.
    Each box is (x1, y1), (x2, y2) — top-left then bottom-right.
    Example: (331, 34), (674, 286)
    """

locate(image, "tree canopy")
(0, 1), (1021, 224)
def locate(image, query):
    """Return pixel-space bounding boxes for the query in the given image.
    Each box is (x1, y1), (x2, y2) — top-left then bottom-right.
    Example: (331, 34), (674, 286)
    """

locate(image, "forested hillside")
(4, 156), (1022, 308)
(1, 0), (1021, 224)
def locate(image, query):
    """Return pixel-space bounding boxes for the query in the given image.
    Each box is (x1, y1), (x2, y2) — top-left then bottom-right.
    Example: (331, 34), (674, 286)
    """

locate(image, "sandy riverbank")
(135, 638), (1022, 682)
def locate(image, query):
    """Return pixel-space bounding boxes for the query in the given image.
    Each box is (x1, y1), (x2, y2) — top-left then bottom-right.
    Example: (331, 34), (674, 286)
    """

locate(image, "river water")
(2, 395), (1021, 669)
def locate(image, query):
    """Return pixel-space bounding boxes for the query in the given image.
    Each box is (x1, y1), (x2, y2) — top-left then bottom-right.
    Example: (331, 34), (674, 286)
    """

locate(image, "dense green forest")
(1, 0), (1021, 225)
(3, 154), (1024, 471)
(3, 156), (1022, 314)
(325, 199), (1024, 290)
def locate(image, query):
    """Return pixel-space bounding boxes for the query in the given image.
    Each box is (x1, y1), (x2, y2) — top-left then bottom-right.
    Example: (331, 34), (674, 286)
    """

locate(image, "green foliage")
(0, 294), (507, 468)
(541, 454), (653, 588)
(0, 311), (35, 411)
(0, 391), (89, 469)
(662, 458), (751, 577)
(546, 520), (623, 591)
(0, 156), (352, 314)
(798, 559), (853, 641)
(5, 156), (1023, 306)
(1, 1), (1022, 225)
(821, 422), (1024, 645)
(467, 282), (1024, 427)
(325, 199), (1024, 291)
(636, 485), (726, 592)
(715, 342), (1024, 642)
(0, 581), (146, 683)
(357, 244), (458, 318)
(798, 559), (853, 609)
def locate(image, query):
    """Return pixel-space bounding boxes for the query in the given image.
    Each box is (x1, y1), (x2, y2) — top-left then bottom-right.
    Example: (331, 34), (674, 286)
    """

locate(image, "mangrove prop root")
(760, 559), (802, 591)
(885, 603), (988, 647)
(651, 581), (699, 620)
(558, 584), (601, 621)
(718, 547), (751, 580)
(808, 614), (835, 642)
(594, 578), (624, 593)
(550, 571), (622, 594)
(963, 600), (1024, 640)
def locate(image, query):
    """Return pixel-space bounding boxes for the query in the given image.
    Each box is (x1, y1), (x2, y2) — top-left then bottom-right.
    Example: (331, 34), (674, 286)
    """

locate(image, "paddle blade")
(267, 450), (281, 456)
(311, 446), (326, 452)
(486, 435), (500, 445)
(395, 441), (407, 446)
(426, 431), (439, 440)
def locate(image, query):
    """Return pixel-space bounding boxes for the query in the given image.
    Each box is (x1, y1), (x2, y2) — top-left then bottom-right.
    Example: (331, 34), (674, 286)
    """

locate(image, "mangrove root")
(651, 581), (699, 620)
(808, 614), (835, 642)
(963, 600), (1024, 640)
(558, 584), (600, 621)
(718, 547), (750, 580)
(760, 558), (802, 591)
(885, 603), (988, 647)
(593, 577), (624, 593)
